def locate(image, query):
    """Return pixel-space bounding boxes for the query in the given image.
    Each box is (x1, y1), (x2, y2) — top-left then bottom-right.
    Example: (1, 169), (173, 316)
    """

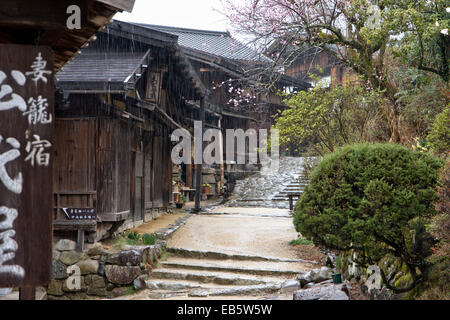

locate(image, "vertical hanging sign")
(0, 44), (53, 287)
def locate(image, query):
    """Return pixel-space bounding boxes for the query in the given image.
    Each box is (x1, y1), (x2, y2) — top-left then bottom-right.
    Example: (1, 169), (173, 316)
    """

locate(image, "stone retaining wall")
(337, 250), (414, 300)
(46, 239), (167, 300)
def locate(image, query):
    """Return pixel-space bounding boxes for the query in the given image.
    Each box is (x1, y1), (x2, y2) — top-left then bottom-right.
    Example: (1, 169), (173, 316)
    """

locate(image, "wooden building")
(266, 44), (357, 87)
(54, 21), (205, 241)
(135, 24), (310, 189)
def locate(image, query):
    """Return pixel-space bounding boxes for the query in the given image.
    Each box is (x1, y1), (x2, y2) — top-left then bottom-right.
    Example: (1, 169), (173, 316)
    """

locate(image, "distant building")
(266, 44), (358, 88)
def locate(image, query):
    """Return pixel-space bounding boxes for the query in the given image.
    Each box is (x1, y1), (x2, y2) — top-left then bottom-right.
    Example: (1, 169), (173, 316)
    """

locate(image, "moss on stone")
(394, 273), (413, 289)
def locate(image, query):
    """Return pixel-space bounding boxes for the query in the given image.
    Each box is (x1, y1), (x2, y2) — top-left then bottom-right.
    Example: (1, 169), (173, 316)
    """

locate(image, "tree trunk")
(389, 104), (401, 143)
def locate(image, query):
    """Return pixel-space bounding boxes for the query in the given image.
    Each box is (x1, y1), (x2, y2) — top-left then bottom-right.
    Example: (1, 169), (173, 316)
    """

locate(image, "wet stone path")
(119, 157), (322, 300)
(227, 157), (312, 208)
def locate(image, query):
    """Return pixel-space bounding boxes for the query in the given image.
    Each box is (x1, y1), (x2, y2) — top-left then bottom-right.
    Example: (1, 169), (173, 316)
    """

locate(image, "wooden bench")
(53, 220), (97, 252)
(181, 188), (196, 201)
(53, 191), (97, 251)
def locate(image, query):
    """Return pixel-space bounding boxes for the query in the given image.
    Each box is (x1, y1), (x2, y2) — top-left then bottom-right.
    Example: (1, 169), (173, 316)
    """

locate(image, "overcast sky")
(114, 0), (230, 32)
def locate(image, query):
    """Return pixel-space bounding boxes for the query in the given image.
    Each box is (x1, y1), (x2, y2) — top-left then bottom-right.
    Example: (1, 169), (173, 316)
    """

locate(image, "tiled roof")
(56, 51), (148, 84)
(133, 23), (271, 63)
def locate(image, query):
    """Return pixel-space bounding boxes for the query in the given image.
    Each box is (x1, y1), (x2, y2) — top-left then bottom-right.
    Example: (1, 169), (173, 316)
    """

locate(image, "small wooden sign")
(0, 44), (54, 287)
(146, 71), (162, 104)
(62, 208), (96, 220)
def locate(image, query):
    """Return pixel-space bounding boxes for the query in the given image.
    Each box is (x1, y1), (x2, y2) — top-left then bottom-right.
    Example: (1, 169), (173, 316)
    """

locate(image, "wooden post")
(194, 96), (205, 212)
(19, 286), (35, 300)
(218, 118), (224, 194)
(289, 195), (294, 211)
(76, 229), (85, 252)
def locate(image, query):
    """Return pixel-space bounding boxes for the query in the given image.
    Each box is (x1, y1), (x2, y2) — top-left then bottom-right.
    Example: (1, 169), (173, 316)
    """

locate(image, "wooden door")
(132, 151), (144, 222)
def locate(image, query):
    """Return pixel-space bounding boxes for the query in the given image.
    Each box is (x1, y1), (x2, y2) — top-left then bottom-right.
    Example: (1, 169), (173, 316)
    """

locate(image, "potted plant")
(172, 180), (179, 193)
(176, 194), (187, 208)
(202, 183), (211, 194)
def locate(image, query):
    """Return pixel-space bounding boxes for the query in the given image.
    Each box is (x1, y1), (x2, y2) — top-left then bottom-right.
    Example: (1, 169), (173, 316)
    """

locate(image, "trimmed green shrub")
(294, 143), (443, 292)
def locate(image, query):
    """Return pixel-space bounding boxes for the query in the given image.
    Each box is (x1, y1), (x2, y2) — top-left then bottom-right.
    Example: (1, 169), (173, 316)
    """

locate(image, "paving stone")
(188, 289), (209, 297)
(293, 284), (349, 300)
(281, 279), (300, 293)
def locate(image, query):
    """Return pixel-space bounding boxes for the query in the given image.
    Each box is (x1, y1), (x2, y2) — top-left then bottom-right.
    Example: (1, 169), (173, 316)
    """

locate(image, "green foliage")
(391, 66), (448, 140)
(125, 286), (136, 296)
(294, 143), (443, 291)
(289, 238), (314, 246)
(418, 162), (450, 299)
(180, 194), (188, 203)
(114, 231), (159, 247)
(127, 231), (140, 241)
(412, 137), (431, 153)
(274, 84), (387, 155)
(142, 233), (157, 245)
(428, 105), (450, 155)
(389, 0), (449, 82)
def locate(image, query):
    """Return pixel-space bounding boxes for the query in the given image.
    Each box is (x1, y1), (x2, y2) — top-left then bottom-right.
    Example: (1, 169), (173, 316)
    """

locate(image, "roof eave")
(95, 0), (135, 12)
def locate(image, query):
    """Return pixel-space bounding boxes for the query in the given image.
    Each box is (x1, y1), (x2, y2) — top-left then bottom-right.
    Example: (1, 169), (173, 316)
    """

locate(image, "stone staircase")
(143, 247), (318, 298)
(271, 172), (310, 203)
(227, 157), (309, 208)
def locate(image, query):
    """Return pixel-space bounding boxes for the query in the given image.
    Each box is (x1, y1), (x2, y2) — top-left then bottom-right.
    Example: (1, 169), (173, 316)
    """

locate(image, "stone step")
(167, 247), (310, 263)
(277, 192), (303, 196)
(282, 186), (307, 191)
(164, 257), (313, 272)
(144, 283), (285, 299)
(160, 261), (301, 277)
(278, 193), (302, 196)
(284, 183), (308, 187)
(150, 269), (273, 286)
(145, 279), (204, 291)
(188, 283), (283, 297)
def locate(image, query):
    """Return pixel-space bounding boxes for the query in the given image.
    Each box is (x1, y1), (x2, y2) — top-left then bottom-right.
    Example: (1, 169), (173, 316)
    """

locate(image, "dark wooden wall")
(53, 118), (96, 220)
(53, 99), (176, 229)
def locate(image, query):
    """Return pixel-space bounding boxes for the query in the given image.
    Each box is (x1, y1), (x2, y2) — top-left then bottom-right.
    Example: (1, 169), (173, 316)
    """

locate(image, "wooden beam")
(53, 220), (97, 231)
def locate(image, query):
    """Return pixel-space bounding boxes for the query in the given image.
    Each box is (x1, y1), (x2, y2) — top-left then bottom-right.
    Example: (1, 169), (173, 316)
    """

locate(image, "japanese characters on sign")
(62, 208), (96, 220)
(0, 44), (54, 287)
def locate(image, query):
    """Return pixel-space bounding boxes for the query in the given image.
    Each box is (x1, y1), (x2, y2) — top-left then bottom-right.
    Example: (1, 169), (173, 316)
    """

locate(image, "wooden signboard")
(0, 44), (54, 287)
(62, 208), (96, 220)
(146, 71), (162, 104)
